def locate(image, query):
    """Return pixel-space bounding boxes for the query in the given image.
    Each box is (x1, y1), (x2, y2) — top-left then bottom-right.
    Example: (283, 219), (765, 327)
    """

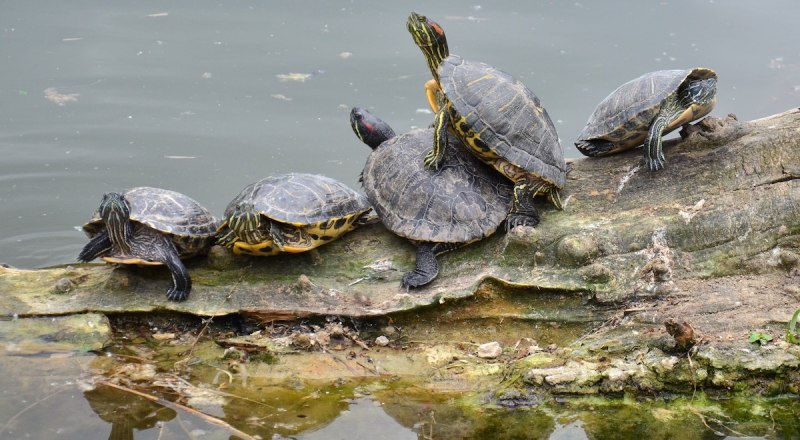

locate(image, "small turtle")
(216, 173), (372, 256)
(407, 12), (566, 230)
(78, 187), (218, 301)
(351, 107), (512, 288)
(575, 68), (717, 171)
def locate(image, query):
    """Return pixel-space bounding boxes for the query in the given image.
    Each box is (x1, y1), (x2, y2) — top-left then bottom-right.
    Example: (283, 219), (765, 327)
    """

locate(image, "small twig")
(691, 409), (746, 437)
(161, 374), (274, 409)
(225, 264), (251, 301)
(97, 381), (256, 439)
(179, 316), (214, 362)
(687, 346), (699, 400)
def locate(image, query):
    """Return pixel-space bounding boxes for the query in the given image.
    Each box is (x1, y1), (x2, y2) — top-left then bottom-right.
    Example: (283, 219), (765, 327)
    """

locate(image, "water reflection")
(83, 386), (176, 440)
(297, 398), (416, 440)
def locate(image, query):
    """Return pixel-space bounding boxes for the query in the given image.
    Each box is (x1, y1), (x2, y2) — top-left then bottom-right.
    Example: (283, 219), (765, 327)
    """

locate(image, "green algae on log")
(1, 109), (798, 319)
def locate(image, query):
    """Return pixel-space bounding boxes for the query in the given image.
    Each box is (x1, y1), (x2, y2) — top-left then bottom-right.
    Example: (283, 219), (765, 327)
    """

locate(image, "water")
(1, 1), (798, 268)
(1, 1), (799, 438)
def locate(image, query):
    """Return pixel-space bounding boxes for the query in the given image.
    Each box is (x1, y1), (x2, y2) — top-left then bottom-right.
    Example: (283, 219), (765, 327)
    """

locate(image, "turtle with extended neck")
(406, 12), (566, 230)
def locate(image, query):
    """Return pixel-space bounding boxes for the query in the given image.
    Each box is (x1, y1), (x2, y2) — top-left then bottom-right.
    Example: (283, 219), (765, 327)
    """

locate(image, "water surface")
(1, 0), (798, 268)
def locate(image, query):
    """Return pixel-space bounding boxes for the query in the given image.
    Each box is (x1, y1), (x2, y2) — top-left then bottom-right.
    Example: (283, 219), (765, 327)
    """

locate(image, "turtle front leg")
(506, 180), (543, 230)
(268, 220), (286, 252)
(401, 242), (440, 289)
(215, 223), (238, 248)
(643, 105), (676, 171)
(424, 105), (450, 169)
(160, 243), (192, 302)
(78, 229), (112, 262)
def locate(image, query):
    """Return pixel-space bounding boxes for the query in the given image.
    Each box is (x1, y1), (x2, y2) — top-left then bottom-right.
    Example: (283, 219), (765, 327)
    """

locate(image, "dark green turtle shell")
(577, 68), (718, 146)
(362, 128), (512, 244)
(223, 173), (370, 226)
(83, 187), (219, 256)
(439, 54), (566, 188)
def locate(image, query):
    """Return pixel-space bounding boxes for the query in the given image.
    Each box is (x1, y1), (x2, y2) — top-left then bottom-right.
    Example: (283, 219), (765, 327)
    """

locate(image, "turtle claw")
(166, 287), (189, 302)
(423, 149), (444, 170)
(506, 212), (540, 231)
(645, 155), (665, 172)
(400, 270), (434, 289)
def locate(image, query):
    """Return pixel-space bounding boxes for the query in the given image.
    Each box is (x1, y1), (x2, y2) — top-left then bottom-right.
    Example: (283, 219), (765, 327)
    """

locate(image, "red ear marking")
(363, 120), (374, 133)
(430, 21), (444, 36)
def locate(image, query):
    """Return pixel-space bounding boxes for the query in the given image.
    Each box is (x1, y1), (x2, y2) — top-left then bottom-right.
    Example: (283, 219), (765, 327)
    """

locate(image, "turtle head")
(681, 77), (717, 106)
(350, 107), (396, 150)
(99, 192), (133, 253)
(407, 12), (449, 80)
(228, 202), (267, 245)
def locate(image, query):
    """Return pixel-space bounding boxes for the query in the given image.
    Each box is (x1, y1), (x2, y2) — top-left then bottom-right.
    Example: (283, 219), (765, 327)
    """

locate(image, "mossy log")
(1, 108), (799, 396)
(2, 109), (798, 318)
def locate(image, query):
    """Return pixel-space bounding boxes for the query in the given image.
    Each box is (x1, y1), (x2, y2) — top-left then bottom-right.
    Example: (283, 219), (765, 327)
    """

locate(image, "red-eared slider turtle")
(351, 107), (512, 289)
(575, 68), (717, 171)
(407, 12), (566, 230)
(78, 187), (218, 301)
(216, 173), (372, 256)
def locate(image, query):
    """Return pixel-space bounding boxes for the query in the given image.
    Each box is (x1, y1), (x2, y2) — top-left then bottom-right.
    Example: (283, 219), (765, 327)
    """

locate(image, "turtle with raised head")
(78, 187), (218, 301)
(575, 68), (717, 171)
(351, 107), (512, 289)
(216, 173), (372, 256)
(407, 12), (566, 230)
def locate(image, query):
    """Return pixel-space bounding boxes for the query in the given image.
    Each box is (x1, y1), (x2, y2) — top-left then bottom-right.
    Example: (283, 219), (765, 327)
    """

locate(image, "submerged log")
(0, 109), (798, 395)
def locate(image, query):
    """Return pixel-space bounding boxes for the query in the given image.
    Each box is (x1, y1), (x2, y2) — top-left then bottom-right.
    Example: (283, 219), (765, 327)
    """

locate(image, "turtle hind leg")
(401, 242), (460, 289)
(575, 139), (616, 157)
(78, 229), (112, 262)
(506, 180), (545, 230)
(401, 243), (438, 289)
(643, 115), (668, 171)
(137, 231), (191, 301)
(161, 245), (191, 302)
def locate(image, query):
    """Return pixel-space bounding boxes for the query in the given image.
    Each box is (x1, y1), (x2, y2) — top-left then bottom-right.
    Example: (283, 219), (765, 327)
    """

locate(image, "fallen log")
(1, 109), (797, 319)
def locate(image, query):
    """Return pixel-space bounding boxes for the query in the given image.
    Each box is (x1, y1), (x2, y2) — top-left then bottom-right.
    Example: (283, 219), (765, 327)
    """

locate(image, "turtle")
(406, 12), (566, 230)
(78, 187), (219, 301)
(216, 173), (373, 257)
(575, 68), (718, 171)
(351, 107), (512, 289)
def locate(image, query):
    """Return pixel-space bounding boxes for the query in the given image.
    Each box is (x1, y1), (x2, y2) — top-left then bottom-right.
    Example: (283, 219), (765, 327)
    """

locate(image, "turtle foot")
(423, 149), (444, 170)
(400, 270), (436, 290)
(506, 212), (540, 231)
(166, 287), (190, 302)
(645, 155), (666, 172)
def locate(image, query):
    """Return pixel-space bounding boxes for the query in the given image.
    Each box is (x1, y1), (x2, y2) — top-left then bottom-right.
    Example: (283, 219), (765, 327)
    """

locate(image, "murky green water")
(1, 352), (798, 439)
(1, 1), (799, 438)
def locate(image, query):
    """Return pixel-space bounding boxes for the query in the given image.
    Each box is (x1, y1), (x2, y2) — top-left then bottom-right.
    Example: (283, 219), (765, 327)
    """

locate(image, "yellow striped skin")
(226, 214), (362, 257)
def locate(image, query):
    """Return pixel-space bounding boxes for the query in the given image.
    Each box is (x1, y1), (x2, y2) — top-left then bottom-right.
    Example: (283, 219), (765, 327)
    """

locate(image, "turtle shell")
(362, 128), (512, 244)
(223, 173), (370, 227)
(439, 54), (566, 188)
(83, 187), (219, 256)
(577, 68), (717, 150)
